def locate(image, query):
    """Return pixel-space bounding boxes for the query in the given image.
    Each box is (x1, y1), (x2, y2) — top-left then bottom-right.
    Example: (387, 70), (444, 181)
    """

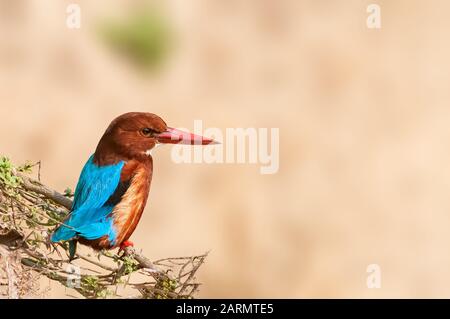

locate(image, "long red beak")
(155, 127), (218, 145)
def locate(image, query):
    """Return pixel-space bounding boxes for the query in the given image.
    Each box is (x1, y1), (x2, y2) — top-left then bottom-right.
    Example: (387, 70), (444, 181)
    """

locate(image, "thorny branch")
(0, 157), (207, 299)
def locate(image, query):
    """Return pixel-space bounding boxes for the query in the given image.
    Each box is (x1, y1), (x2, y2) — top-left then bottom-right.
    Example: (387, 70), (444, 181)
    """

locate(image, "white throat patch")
(145, 143), (161, 156)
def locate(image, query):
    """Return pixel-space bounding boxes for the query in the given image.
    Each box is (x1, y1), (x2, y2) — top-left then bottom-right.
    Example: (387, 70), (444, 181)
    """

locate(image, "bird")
(50, 112), (216, 259)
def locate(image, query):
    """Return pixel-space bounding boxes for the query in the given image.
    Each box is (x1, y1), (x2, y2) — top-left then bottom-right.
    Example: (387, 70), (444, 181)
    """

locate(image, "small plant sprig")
(63, 188), (74, 198)
(0, 156), (22, 188)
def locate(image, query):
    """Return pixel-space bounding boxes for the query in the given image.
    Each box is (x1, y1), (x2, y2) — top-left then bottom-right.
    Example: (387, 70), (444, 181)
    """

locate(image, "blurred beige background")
(2, 0), (450, 298)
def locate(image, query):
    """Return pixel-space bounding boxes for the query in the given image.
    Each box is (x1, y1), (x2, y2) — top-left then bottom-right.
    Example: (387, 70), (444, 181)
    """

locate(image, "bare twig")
(17, 173), (72, 210)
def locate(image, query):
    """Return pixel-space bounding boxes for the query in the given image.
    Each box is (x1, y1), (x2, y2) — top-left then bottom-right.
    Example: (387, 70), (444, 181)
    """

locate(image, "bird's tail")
(68, 240), (77, 261)
(50, 222), (78, 260)
(50, 224), (77, 243)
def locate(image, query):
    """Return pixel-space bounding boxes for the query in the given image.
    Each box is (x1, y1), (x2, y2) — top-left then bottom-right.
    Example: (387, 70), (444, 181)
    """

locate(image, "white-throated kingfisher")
(50, 112), (216, 259)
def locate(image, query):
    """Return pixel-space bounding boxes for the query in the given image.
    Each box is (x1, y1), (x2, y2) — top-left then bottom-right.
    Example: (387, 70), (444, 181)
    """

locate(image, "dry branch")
(0, 158), (207, 298)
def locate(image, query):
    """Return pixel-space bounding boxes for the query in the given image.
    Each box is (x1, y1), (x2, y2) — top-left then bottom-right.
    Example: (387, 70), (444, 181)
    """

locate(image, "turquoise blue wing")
(51, 155), (125, 243)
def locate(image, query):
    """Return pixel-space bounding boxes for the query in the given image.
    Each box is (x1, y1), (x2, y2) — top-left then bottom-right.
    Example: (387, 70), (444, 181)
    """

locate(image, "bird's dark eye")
(141, 128), (154, 137)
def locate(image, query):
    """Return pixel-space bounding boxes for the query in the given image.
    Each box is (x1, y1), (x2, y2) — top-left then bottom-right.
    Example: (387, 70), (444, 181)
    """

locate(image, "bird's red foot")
(121, 240), (134, 249)
(118, 240), (134, 254)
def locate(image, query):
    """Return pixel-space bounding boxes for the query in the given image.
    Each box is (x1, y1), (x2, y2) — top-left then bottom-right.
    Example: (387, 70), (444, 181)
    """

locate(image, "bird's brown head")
(94, 112), (216, 165)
